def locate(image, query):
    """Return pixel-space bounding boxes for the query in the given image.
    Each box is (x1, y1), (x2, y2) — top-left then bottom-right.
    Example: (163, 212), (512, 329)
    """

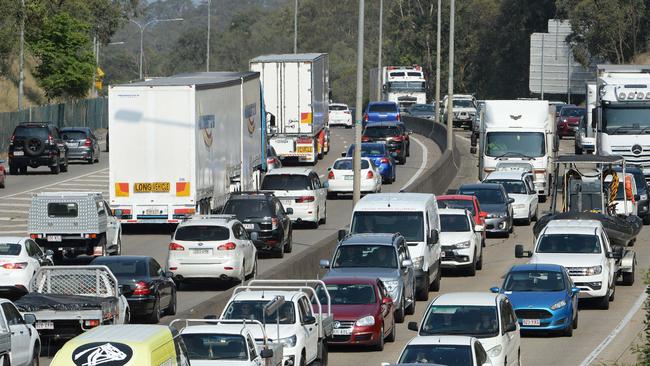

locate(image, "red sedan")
(436, 194), (487, 245)
(557, 106), (585, 138)
(316, 276), (396, 350)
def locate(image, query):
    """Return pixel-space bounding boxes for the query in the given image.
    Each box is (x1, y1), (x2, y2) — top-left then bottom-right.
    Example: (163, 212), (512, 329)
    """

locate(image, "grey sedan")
(61, 127), (100, 164)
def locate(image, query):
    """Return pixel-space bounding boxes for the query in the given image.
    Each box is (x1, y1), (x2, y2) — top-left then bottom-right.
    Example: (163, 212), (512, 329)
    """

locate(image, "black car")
(61, 127), (101, 164)
(8, 122), (69, 174)
(91, 255), (176, 323)
(222, 192), (293, 258)
(362, 122), (410, 164)
(614, 165), (650, 224)
(458, 183), (514, 237)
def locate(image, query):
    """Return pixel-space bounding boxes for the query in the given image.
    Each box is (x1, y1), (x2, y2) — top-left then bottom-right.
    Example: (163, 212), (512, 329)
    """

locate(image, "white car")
(0, 237), (52, 296)
(484, 169), (539, 224)
(261, 168), (327, 227)
(409, 292), (521, 366)
(389, 335), (492, 366)
(167, 215), (257, 287)
(328, 103), (353, 127)
(0, 298), (40, 366)
(439, 209), (483, 276)
(326, 157), (382, 197)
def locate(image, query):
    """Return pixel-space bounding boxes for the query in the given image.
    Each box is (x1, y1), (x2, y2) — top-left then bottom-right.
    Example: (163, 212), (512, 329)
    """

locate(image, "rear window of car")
(61, 130), (88, 140)
(13, 126), (48, 139)
(333, 159), (369, 170)
(262, 175), (311, 190)
(368, 104), (398, 113)
(222, 199), (273, 218)
(175, 225), (230, 241)
(47, 203), (78, 218)
(364, 126), (400, 137)
(561, 108), (585, 117)
(93, 258), (148, 277)
(347, 144), (387, 156)
(329, 105), (348, 111)
(437, 199), (476, 215)
(0, 244), (22, 256)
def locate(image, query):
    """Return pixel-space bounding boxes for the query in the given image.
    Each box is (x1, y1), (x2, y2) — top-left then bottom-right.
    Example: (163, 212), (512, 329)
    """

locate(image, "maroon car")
(316, 276), (396, 350)
(557, 106), (585, 138)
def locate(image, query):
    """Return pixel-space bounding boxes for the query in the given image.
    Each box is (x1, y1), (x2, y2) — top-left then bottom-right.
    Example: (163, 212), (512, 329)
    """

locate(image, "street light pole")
(376, 0), (383, 100)
(18, 0), (25, 111)
(130, 18), (183, 79)
(206, 0), (211, 72)
(446, 0), (455, 151)
(293, 0), (298, 53)
(434, 0), (441, 126)
(353, 0), (365, 204)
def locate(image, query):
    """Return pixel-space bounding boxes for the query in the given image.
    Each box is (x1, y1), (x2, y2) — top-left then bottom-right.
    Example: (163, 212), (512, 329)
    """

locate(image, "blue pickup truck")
(364, 101), (401, 126)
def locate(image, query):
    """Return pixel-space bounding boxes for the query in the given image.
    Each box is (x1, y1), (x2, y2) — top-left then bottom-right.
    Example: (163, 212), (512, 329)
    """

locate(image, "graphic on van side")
(72, 342), (133, 366)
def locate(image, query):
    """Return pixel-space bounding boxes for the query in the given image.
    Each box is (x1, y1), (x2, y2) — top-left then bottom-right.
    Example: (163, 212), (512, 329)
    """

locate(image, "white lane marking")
(0, 231), (27, 235)
(0, 210), (29, 214)
(578, 290), (648, 366)
(0, 203), (30, 208)
(0, 197), (32, 201)
(0, 224), (27, 229)
(0, 168), (109, 200)
(400, 136), (428, 191)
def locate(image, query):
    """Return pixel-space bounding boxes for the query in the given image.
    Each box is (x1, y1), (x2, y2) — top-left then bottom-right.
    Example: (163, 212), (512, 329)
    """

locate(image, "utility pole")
(446, 0), (455, 151)
(206, 0), (211, 72)
(376, 0), (383, 100)
(293, 0), (298, 53)
(434, 0), (441, 125)
(353, 0), (365, 204)
(18, 0), (25, 111)
(130, 18), (183, 80)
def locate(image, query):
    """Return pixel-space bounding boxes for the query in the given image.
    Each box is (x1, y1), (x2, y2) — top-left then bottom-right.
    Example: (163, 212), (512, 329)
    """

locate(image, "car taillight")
(1, 262), (27, 270)
(267, 157), (275, 165)
(296, 196), (315, 203)
(84, 319), (100, 328)
(393, 135), (403, 142)
(272, 217), (279, 230)
(381, 158), (390, 164)
(47, 135), (54, 144)
(362, 136), (370, 142)
(364, 114), (368, 122)
(169, 242), (185, 251)
(9, 135), (15, 144)
(133, 281), (151, 296)
(217, 242), (237, 250)
(84, 138), (92, 147)
(366, 171), (374, 179)
(328, 170), (335, 179)
(396, 114), (401, 121)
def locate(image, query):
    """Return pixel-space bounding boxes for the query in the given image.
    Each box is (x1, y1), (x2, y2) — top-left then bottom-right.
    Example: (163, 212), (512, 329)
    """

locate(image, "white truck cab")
(516, 219), (636, 310)
(344, 193), (441, 300)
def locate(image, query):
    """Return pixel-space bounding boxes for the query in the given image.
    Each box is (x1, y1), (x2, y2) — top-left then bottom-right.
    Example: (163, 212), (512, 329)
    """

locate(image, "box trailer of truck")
(250, 53), (329, 164)
(108, 72), (264, 224)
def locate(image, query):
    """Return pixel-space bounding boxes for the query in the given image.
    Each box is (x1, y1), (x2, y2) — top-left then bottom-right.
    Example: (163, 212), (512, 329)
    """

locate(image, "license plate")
(134, 182), (170, 193)
(35, 321), (54, 330)
(522, 319), (540, 326)
(145, 209), (160, 215)
(243, 224), (254, 230)
(297, 146), (313, 153)
(344, 175), (353, 180)
(191, 248), (212, 255)
(66, 142), (79, 147)
(47, 235), (62, 242)
(274, 139), (288, 143)
(332, 328), (352, 335)
(12, 151), (23, 156)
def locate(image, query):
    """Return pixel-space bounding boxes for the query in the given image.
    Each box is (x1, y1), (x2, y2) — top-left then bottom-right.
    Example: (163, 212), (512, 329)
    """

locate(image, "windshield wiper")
(495, 151), (534, 160)
(608, 126), (639, 134)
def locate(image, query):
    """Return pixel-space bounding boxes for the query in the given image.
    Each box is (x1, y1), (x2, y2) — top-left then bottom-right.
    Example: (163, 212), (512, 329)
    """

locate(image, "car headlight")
(382, 279), (399, 293)
(278, 335), (297, 348)
(453, 241), (471, 249)
(412, 256), (424, 269)
(355, 316), (375, 327)
(641, 194), (648, 201)
(586, 265), (602, 276)
(488, 212), (507, 218)
(487, 344), (503, 358)
(550, 300), (567, 310)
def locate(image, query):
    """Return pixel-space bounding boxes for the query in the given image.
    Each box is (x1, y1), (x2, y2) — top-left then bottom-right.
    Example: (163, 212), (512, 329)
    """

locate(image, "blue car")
(364, 101), (401, 126)
(491, 263), (579, 336)
(345, 143), (396, 184)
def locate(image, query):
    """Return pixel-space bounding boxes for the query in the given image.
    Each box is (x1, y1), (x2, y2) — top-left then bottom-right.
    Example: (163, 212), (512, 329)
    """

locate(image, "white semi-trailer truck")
(369, 65), (426, 110)
(250, 53), (330, 164)
(108, 72), (265, 224)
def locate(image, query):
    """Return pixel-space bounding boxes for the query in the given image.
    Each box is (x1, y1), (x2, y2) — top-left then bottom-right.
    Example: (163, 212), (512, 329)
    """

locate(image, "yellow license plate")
(134, 182), (170, 193)
(297, 146), (313, 153)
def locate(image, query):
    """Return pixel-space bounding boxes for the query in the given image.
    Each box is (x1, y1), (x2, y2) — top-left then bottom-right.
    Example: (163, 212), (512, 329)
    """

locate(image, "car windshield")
(537, 234), (601, 254)
(175, 225), (230, 241)
(458, 188), (505, 205)
(329, 105), (348, 111)
(388, 81), (425, 92)
(13, 126), (48, 139)
(440, 214), (470, 232)
(421, 305), (499, 338)
(316, 284), (376, 305)
(223, 300), (295, 324)
(561, 108), (586, 117)
(368, 104), (398, 113)
(503, 270), (565, 292)
(364, 126), (400, 137)
(453, 99), (474, 108)
(410, 104), (434, 112)
(485, 132), (545, 158)
(182, 333), (247, 361)
(351, 211), (424, 242)
(437, 199), (476, 215)
(398, 344), (473, 365)
(222, 199), (273, 218)
(0, 243), (21, 256)
(484, 179), (527, 194)
(61, 130), (87, 140)
(332, 245), (398, 269)
(347, 144), (387, 157)
(333, 159), (369, 170)
(93, 258), (148, 277)
(261, 175), (311, 190)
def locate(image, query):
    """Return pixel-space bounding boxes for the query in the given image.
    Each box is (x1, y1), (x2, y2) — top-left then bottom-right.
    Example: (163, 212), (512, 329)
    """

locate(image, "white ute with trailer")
(221, 279), (333, 366)
(109, 72), (265, 224)
(369, 66), (427, 110)
(251, 53), (330, 164)
(478, 100), (557, 201)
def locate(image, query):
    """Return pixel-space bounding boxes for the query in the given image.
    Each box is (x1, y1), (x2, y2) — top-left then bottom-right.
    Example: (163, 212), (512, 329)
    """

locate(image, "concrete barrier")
(168, 118), (460, 321)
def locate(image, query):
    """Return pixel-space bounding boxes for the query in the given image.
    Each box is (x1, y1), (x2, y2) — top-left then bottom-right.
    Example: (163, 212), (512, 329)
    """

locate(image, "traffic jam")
(0, 57), (647, 366)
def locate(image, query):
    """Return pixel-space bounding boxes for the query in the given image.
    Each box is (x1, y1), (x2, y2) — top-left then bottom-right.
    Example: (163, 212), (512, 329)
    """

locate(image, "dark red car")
(316, 276), (396, 350)
(436, 194), (487, 245)
(556, 106), (585, 138)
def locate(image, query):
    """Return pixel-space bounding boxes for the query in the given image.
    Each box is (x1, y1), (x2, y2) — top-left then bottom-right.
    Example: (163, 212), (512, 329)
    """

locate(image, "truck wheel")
(598, 295), (610, 310)
(623, 271), (635, 286)
(405, 285), (416, 315)
(609, 282), (616, 301)
(32, 344), (40, 366)
(429, 262), (441, 291)
(319, 339), (328, 365)
(416, 271), (429, 301)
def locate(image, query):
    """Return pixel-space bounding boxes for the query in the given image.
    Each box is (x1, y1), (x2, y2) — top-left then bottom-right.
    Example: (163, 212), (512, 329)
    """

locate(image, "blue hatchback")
(364, 101), (401, 126)
(491, 263), (579, 336)
(345, 143), (396, 184)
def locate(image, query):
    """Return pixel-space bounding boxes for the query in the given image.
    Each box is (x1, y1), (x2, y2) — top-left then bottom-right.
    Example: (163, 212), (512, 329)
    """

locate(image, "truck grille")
(566, 267), (590, 276)
(515, 309), (553, 319)
(610, 145), (650, 167)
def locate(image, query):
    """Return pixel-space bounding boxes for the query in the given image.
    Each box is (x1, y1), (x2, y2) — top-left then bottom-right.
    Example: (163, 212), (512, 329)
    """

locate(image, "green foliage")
(633, 270), (650, 364)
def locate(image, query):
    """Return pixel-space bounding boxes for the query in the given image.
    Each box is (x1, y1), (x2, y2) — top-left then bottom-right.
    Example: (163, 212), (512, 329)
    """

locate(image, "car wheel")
(319, 339), (328, 365)
(31, 344), (40, 366)
(274, 247), (285, 258)
(575, 146), (583, 155)
(320, 204), (327, 225)
(284, 231), (293, 253)
(50, 159), (60, 174)
(88, 153), (94, 164)
(476, 250), (483, 270)
(113, 237), (122, 256)
(9, 165), (18, 175)
(563, 321), (574, 337)
(467, 253), (477, 276)
(644, 214), (650, 225)
(623, 270), (635, 286)
(299, 350), (306, 366)
(394, 297), (405, 323)
(247, 256), (258, 280)
(149, 296), (161, 323)
(386, 318), (396, 342)
(609, 281), (616, 301)
(416, 270), (429, 301)
(429, 262), (441, 291)
(598, 294), (610, 310)
(19, 166), (27, 174)
(405, 285), (416, 315)
(238, 260), (246, 284)
(572, 310), (578, 329)
(313, 209), (320, 229)
(165, 289), (177, 316)
(532, 206), (539, 221)
(60, 155), (68, 172)
(373, 324), (385, 351)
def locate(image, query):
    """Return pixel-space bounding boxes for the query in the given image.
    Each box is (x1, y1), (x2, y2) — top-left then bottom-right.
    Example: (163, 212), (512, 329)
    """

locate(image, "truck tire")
(623, 271), (635, 286)
(429, 262), (441, 291)
(318, 339), (328, 365)
(2, 354), (9, 366)
(598, 295), (609, 310)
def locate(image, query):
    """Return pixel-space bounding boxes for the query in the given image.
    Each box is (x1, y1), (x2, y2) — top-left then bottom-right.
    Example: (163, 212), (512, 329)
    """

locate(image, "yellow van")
(50, 324), (191, 366)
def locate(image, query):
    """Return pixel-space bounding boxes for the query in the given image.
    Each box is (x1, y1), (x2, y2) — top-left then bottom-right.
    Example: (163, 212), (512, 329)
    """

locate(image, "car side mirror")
(490, 287), (500, 293)
(285, 208), (294, 215)
(260, 348), (274, 359)
(23, 313), (36, 325)
(303, 316), (317, 325)
(407, 321), (419, 332)
(474, 225), (484, 232)
(338, 229), (348, 241)
(401, 259), (413, 268)
(341, 152), (347, 157)
(515, 244), (532, 258)
(571, 287), (580, 295)
(505, 322), (517, 333)
(381, 297), (392, 305)
(508, 197), (515, 204)
(319, 259), (331, 269)
(428, 229), (439, 245)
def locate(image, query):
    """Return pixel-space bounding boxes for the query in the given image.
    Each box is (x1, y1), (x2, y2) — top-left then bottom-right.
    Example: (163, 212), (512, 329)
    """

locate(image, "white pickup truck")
(516, 219), (635, 310)
(173, 319), (283, 366)
(221, 279), (333, 366)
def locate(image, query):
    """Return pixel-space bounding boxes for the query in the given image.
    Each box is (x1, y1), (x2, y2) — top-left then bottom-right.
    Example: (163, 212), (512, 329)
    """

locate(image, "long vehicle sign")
(133, 182), (170, 193)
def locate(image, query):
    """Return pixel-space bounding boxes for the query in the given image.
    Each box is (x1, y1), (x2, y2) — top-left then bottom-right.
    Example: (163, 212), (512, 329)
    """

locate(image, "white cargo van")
(342, 193), (441, 300)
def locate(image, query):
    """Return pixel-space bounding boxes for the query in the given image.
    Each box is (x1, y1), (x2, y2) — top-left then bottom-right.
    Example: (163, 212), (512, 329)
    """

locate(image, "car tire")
(575, 146), (583, 155)
(19, 166), (27, 174)
(327, 192), (337, 199)
(319, 339), (328, 365)
(598, 294), (610, 310)
(247, 256), (258, 280)
(467, 256), (477, 277)
(113, 237), (122, 256)
(394, 297), (405, 323)
(313, 210), (320, 229)
(386, 318), (396, 342)
(31, 344), (40, 366)
(50, 159), (60, 174)
(373, 324), (385, 351)
(563, 322), (574, 337)
(284, 231), (293, 253)
(532, 206), (539, 221)
(320, 204), (327, 225)
(609, 281), (616, 302)
(643, 214), (650, 225)
(9, 165), (17, 175)
(88, 153), (94, 164)
(416, 271), (429, 301)
(149, 296), (161, 323)
(165, 289), (177, 316)
(476, 251), (483, 270)
(238, 260), (246, 284)
(405, 286), (416, 315)
(572, 310), (578, 329)
(60, 155), (68, 172)
(429, 262), (441, 291)
(274, 247), (285, 258)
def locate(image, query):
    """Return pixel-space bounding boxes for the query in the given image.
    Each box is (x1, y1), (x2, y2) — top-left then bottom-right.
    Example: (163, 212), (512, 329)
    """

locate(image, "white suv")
(261, 168), (327, 227)
(0, 237), (52, 296)
(483, 169), (538, 225)
(439, 209), (484, 276)
(328, 103), (353, 127)
(167, 215), (257, 287)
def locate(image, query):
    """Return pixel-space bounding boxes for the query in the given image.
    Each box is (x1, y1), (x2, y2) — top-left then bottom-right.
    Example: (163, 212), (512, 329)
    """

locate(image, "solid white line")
(0, 203), (30, 208)
(400, 136), (428, 191)
(0, 168), (109, 200)
(578, 290), (648, 366)
(0, 231), (27, 235)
